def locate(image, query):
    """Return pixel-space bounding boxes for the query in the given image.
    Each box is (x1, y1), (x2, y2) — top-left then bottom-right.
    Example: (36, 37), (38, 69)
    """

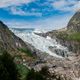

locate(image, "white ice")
(11, 29), (69, 58)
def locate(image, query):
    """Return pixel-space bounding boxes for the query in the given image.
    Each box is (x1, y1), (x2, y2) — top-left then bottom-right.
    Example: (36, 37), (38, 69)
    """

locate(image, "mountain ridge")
(0, 20), (38, 60)
(67, 11), (80, 32)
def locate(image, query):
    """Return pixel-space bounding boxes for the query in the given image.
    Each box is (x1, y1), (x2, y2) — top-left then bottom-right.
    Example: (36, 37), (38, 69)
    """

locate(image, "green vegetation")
(17, 64), (29, 80)
(0, 51), (20, 80)
(26, 66), (64, 80)
(57, 31), (80, 41)
(26, 68), (45, 80)
(56, 31), (68, 40)
(18, 48), (33, 57)
(67, 32), (80, 41)
(0, 50), (30, 80)
(0, 52), (67, 80)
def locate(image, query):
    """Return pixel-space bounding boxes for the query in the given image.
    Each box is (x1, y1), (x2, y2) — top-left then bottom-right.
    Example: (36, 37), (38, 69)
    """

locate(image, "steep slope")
(38, 11), (80, 54)
(57, 11), (80, 53)
(67, 10), (80, 32)
(0, 21), (35, 57)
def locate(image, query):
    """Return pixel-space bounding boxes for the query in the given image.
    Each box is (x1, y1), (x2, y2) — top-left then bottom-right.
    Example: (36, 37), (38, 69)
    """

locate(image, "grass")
(67, 32), (80, 41)
(18, 48), (33, 57)
(57, 32), (80, 41)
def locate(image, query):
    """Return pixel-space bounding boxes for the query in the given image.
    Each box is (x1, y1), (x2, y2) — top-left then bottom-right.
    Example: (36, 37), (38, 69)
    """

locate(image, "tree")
(0, 51), (20, 80)
(0, 61), (11, 80)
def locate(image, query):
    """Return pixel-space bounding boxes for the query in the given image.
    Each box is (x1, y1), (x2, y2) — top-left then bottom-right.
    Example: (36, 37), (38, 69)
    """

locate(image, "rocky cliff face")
(67, 10), (80, 32)
(0, 21), (37, 57)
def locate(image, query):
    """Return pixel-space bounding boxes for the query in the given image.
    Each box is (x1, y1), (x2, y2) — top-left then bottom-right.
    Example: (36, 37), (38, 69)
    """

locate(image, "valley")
(0, 8), (80, 80)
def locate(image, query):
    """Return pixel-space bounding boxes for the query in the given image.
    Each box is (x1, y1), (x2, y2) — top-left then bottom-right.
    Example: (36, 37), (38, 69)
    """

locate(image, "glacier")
(11, 28), (71, 58)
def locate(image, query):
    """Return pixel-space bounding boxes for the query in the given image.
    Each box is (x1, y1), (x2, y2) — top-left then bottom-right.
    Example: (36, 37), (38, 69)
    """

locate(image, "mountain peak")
(67, 11), (80, 32)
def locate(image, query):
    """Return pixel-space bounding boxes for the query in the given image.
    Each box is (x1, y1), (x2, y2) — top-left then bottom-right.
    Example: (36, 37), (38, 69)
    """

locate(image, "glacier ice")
(11, 28), (70, 58)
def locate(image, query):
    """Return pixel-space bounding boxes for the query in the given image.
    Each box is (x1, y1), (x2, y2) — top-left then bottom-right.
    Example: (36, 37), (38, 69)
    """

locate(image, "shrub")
(0, 51), (20, 80)
(18, 48), (33, 57)
(26, 68), (45, 80)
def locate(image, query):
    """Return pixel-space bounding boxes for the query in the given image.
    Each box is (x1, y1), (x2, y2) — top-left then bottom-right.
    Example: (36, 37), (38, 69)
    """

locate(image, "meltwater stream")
(11, 28), (71, 58)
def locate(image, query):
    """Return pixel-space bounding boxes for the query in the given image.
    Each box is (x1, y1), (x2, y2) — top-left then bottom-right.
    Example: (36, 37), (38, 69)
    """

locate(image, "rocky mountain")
(37, 11), (80, 54)
(57, 11), (80, 54)
(0, 11), (80, 80)
(34, 11), (80, 80)
(67, 10), (80, 32)
(0, 21), (38, 59)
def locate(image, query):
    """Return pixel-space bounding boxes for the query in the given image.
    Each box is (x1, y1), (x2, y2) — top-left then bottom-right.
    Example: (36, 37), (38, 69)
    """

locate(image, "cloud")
(10, 7), (27, 16)
(5, 13), (72, 30)
(0, 0), (40, 16)
(0, 0), (34, 8)
(0, 0), (79, 17)
(52, 0), (80, 12)
(52, 0), (67, 8)
(9, 6), (42, 16)
(0, 0), (42, 16)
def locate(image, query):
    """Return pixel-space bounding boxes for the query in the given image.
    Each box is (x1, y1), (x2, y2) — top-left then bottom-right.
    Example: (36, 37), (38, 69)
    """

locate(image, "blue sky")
(0, 0), (80, 29)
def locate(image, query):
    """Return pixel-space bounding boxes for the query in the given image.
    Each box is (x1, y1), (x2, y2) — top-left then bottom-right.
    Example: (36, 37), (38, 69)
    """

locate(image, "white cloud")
(0, 0), (42, 17)
(0, 0), (34, 8)
(10, 7), (26, 16)
(0, 0), (40, 16)
(10, 6), (42, 16)
(73, 1), (80, 11)
(52, 0), (80, 12)
(5, 13), (72, 30)
(52, 0), (67, 8)
(0, 0), (42, 16)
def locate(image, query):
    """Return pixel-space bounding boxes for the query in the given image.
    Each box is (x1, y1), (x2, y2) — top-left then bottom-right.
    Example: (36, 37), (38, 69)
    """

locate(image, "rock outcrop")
(0, 21), (37, 57)
(67, 10), (80, 32)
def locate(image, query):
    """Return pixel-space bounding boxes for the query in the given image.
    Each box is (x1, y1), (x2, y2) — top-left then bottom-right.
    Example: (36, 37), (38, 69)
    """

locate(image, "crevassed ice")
(11, 29), (70, 58)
